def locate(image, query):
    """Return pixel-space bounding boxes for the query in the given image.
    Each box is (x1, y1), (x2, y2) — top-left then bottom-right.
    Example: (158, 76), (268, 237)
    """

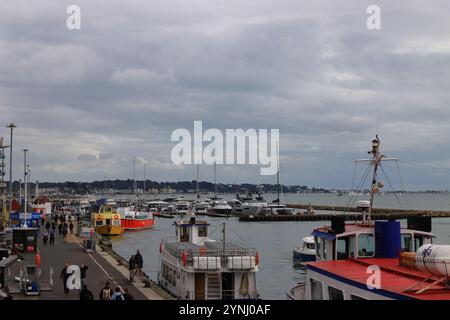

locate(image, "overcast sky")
(1, 1), (450, 190)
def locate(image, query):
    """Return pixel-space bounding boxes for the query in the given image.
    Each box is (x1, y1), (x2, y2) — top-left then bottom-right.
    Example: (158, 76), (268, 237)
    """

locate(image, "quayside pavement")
(8, 221), (165, 300)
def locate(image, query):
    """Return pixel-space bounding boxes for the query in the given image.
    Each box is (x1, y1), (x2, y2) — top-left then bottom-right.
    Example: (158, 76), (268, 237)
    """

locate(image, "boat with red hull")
(118, 207), (155, 230)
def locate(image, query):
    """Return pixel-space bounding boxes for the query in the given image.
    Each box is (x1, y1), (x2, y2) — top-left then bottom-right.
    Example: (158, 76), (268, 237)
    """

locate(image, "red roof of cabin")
(308, 258), (450, 300)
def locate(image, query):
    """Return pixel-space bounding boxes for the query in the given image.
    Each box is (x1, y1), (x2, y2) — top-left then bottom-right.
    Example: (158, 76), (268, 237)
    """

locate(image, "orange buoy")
(255, 251), (260, 265)
(199, 246), (207, 256)
(35, 253), (41, 268)
(113, 214), (119, 220)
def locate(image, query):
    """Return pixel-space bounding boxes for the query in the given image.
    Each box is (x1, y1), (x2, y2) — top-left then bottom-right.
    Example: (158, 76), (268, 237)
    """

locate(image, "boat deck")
(307, 258), (450, 300)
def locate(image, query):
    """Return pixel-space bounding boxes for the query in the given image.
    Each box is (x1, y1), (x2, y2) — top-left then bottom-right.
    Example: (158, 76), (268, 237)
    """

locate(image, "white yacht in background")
(158, 214), (260, 300)
(208, 199), (232, 216)
(175, 199), (190, 214)
(194, 201), (209, 214)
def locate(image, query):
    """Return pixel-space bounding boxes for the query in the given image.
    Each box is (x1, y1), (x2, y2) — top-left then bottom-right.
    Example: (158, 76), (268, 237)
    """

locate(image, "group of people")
(60, 260), (137, 300)
(95, 281), (134, 300)
(41, 212), (77, 245)
(128, 250), (144, 282)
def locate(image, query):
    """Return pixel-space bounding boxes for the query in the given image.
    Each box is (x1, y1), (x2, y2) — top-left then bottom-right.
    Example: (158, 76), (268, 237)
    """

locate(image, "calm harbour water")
(112, 193), (450, 299)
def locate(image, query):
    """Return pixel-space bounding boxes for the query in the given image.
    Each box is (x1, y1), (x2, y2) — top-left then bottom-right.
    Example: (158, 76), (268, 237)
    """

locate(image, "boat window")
(173, 270), (177, 286)
(95, 220), (103, 226)
(349, 236), (355, 258)
(357, 234), (375, 258)
(328, 286), (344, 300)
(314, 237), (321, 260)
(336, 238), (349, 260)
(350, 294), (367, 300)
(198, 226), (208, 237)
(414, 236), (424, 251)
(305, 242), (315, 250)
(401, 233), (413, 252)
(310, 279), (323, 300)
(113, 221), (121, 226)
(322, 239), (327, 260)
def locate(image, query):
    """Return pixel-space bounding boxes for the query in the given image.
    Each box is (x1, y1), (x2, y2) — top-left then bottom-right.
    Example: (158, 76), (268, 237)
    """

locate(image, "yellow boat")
(93, 205), (123, 236)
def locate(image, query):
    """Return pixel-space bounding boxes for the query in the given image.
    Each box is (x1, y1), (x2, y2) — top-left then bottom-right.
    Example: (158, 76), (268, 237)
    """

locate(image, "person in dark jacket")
(49, 229), (55, 246)
(123, 288), (134, 300)
(79, 285), (94, 300)
(69, 222), (74, 234)
(128, 255), (136, 282)
(58, 223), (63, 235)
(62, 227), (68, 242)
(99, 281), (112, 300)
(80, 264), (88, 285)
(60, 263), (70, 294)
(134, 250), (143, 277)
(45, 221), (51, 231)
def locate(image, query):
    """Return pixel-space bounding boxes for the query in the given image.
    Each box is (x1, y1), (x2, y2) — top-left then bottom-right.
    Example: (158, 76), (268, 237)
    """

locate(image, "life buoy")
(199, 246), (207, 256)
(255, 251), (260, 265)
(181, 251), (187, 266)
(113, 214), (119, 220)
(97, 214), (103, 220)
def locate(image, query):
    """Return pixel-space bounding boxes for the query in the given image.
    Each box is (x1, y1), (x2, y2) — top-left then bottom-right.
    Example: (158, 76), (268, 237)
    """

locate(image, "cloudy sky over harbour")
(1, 1), (450, 189)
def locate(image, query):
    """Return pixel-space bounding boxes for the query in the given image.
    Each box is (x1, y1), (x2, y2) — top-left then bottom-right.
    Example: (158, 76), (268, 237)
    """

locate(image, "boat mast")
(133, 155), (137, 200)
(276, 142), (280, 203)
(214, 162), (217, 196)
(196, 164), (200, 199)
(143, 163), (146, 195)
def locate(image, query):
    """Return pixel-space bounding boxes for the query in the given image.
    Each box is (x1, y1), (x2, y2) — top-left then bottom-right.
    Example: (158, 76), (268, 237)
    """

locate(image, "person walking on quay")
(58, 223), (63, 235)
(123, 288), (134, 300)
(45, 221), (51, 232)
(79, 284), (94, 300)
(49, 229), (55, 246)
(128, 255), (136, 282)
(51, 222), (56, 232)
(99, 281), (113, 300)
(69, 221), (74, 234)
(134, 250), (143, 277)
(40, 215), (45, 227)
(80, 264), (88, 286)
(42, 230), (49, 245)
(60, 263), (70, 294)
(111, 287), (124, 300)
(62, 226), (68, 242)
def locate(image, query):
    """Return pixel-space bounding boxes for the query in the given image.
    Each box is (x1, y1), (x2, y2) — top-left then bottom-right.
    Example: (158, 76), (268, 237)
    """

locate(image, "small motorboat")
(292, 236), (316, 262)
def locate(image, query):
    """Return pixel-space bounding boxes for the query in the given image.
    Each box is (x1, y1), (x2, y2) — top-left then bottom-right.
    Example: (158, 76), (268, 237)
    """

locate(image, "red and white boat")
(287, 137), (450, 300)
(118, 207), (155, 230)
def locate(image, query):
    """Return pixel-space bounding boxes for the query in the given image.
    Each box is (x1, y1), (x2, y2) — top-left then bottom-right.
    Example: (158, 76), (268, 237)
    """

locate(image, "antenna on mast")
(355, 136), (398, 224)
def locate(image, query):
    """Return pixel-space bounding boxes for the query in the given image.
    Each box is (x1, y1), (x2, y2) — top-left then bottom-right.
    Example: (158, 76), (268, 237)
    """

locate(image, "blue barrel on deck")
(375, 220), (401, 258)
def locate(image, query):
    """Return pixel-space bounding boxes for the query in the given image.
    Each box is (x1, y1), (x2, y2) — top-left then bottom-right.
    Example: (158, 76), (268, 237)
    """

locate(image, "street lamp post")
(6, 123), (16, 220)
(22, 148), (28, 228)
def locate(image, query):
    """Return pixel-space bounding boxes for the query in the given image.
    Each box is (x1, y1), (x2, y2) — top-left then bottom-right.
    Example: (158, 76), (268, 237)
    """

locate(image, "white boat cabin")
(159, 216), (259, 300)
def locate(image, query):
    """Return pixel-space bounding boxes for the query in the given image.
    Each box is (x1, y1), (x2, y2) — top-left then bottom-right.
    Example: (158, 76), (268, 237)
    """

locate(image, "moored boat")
(286, 137), (449, 300)
(292, 236), (316, 262)
(119, 206), (155, 230)
(158, 214), (260, 300)
(92, 204), (123, 236)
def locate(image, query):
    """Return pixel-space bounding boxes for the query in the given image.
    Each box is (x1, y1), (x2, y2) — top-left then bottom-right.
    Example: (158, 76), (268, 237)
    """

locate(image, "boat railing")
(162, 240), (257, 267)
(187, 289), (259, 300)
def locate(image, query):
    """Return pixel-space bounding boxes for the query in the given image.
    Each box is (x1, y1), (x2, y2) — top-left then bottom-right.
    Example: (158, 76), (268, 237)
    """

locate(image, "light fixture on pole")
(6, 123), (16, 220)
(22, 148), (28, 228)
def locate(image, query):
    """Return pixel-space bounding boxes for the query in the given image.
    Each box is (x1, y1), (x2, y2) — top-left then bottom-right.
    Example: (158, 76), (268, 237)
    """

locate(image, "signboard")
(0, 182), (6, 189)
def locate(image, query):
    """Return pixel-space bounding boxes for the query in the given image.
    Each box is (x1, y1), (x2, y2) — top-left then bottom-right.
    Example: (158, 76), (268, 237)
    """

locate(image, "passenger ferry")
(286, 137), (450, 300)
(158, 213), (260, 300)
(92, 204), (123, 236)
(118, 206), (155, 230)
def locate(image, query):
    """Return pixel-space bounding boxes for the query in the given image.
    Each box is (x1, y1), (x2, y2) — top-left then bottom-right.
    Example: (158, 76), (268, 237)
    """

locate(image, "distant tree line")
(10, 179), (331, 195)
